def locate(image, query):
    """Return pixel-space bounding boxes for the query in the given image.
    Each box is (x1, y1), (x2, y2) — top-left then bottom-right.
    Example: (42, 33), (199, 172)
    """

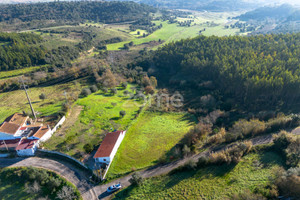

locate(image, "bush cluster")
(0, 167), (80, 200)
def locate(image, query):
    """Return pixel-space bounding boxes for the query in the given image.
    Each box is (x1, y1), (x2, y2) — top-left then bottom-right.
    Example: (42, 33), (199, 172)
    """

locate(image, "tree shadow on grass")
(111, 117), (121, 121)
(178, 113), (197, 126)
(258, 151), (284, 168)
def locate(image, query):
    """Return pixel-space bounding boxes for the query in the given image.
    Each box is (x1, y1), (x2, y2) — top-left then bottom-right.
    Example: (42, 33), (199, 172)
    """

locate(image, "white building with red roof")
(16, 139), (39, 156)
(0, 113), (55, 156)
(94, 130), (126, 165)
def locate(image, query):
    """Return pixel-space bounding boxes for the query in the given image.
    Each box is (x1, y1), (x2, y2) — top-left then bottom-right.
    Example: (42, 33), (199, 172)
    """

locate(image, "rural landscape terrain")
(0, 0), (299, 200)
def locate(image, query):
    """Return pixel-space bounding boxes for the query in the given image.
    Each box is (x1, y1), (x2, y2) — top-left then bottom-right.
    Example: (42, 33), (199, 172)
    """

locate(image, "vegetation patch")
(108, 111), (196, 177)
(43, 84), (143, 159)
(113, 151), (284, 199)
(0, 167), (81, 200)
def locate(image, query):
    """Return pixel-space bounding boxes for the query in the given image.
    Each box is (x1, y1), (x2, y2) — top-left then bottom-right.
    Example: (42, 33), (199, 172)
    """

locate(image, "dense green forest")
(0, 32), (46, 70)
(140, 33), (300, 112)
(0, 1), (156, 24)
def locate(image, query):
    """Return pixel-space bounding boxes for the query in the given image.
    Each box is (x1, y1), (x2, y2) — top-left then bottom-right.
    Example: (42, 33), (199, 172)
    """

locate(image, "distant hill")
(235, 4), (300, 34)
(236, 4), (297, 21)
(0, 1), (156, 23)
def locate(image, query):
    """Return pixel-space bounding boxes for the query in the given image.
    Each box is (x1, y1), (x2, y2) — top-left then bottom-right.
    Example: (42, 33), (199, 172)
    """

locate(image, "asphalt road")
(0, 132), (290, 200)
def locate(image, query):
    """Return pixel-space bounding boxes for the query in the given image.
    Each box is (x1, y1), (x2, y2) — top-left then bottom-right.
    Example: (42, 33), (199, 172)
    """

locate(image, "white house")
(16, 139), (39, 156)
(94, 130), (126, 165)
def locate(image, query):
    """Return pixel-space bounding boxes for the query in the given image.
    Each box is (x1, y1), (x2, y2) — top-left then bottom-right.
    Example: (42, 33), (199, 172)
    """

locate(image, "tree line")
(0, 1), (157, 24)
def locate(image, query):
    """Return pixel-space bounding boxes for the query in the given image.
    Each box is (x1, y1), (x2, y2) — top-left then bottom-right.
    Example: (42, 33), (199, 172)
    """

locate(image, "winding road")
(0, 133), (276, 200)
(0, 157), (97, 200)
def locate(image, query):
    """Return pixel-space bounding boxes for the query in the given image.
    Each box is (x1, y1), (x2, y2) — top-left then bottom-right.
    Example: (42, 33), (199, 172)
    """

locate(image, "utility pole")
(20, 77), (37, 120)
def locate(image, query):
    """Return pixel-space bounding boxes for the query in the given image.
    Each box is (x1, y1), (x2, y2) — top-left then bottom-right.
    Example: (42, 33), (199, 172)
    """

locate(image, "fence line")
(52, 116), (66, 133)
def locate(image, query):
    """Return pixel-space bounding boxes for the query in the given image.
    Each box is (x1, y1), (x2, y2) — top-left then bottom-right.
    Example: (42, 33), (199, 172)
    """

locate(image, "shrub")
(208, 128), (226, 145)
(121, 82), (128, 89)
(129, 172), (143, 186)
(119, 110), (126, 118)
(273, 131), (300, 167)
(56, 186), (77, 200)
(182, 145), (191, 157)
(145, 85), (155, 95)
(123, 90), (130, 96)
(83, 143), (93, 153)
(102, 87), (108, 93)
(185, 159), (197, 170)
(39, 93), (46, 101)
(80, 88), (91, 97)
(90, 85), (98, 93)
(209, 141), (253, 165)
(197, 156), (208, 167)
(111, 88), (117, 95)
(274, 167), (300, 198)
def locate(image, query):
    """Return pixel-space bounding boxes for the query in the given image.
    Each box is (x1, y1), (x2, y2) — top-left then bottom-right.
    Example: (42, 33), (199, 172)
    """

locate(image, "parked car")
(107, 183), (122, 193)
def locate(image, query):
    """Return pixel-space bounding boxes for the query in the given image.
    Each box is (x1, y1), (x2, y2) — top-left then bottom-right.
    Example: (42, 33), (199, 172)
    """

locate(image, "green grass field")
(44, 84), (144, 159)
(0, 81), (82, 123)
(0, 66), (45, 80)
(106, 19), (241, 50)
(113, 151), (283, 199)
(108, 111), (196, 177)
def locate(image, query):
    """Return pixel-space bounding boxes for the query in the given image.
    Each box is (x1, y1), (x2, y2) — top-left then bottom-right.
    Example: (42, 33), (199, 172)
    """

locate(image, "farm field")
(106, 12), (242, 50)
(113, 151), (283, 199)
(43, 84), (144, 159)
(108, 111), (196, 177)
(0, 66), (44, 80)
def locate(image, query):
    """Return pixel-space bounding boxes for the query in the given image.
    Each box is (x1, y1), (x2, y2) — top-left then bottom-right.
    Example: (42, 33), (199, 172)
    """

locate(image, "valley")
(0, 1), (299, 200)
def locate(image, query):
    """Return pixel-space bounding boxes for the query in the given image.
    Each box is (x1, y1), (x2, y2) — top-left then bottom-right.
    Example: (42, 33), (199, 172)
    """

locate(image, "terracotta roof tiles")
(94, 131), (123, 158)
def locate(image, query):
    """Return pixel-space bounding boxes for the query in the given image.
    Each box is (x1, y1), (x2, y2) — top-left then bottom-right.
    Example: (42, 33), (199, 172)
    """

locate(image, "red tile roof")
(0, 122), (20, 135)
(94, 131), (123, 158)
(4, 113), (28, 126)
(33, 126), (50, 139)
(16, 139), (38, 150)
(0, 139), (21, 150)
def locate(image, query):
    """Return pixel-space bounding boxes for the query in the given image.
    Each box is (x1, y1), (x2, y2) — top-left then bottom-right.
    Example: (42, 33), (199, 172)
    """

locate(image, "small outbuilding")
(16, 139), (39, 157)
(94, 130), (126, 165)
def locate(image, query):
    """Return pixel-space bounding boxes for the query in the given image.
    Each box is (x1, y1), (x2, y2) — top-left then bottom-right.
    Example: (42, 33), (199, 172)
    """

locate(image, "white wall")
(17, 146), (36, 156)
(95, 157), (111, 165)
(39, 129), (52, 142)
(109, 131), (126, 162)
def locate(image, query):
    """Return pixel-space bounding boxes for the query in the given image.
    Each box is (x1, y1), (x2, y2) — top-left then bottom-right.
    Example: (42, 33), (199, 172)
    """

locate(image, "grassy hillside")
(113, 151), (283, 199)
(106, 18), (241, 50)
(44, 84), (144, 159)
(0, 81), (82, 123)
(108, 111), (196, 177)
